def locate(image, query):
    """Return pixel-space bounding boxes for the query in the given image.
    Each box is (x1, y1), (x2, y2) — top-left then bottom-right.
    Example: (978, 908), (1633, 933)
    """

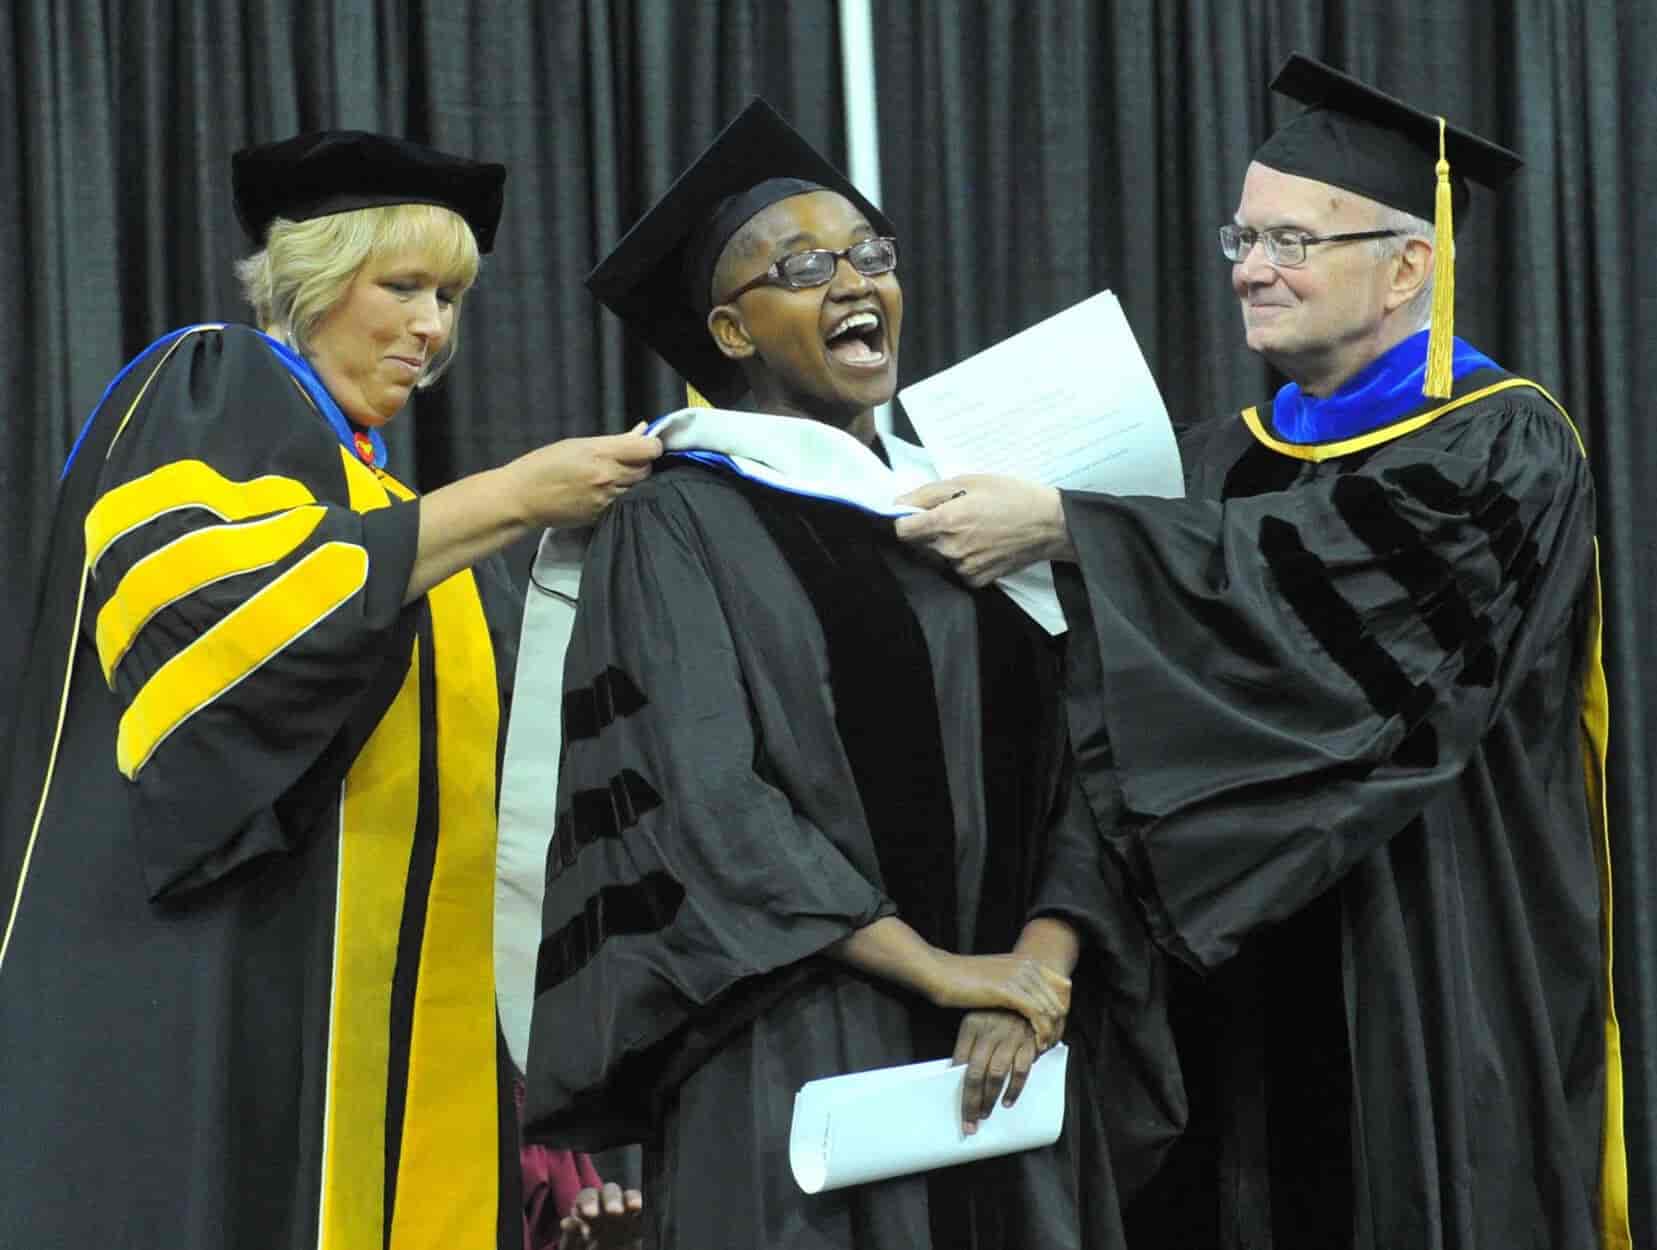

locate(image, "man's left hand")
(894, 475), (1073, 587)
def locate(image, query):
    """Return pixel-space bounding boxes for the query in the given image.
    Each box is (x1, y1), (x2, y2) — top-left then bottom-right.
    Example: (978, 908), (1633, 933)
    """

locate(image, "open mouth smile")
(823, 309), (888, 367)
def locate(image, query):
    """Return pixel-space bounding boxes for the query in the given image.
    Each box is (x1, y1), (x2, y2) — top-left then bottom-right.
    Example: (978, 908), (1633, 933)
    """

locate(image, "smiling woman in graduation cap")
(0, 131), (660, 1250)
(897, 53), (1631, 1250)
(520, 101), (1181, 1250)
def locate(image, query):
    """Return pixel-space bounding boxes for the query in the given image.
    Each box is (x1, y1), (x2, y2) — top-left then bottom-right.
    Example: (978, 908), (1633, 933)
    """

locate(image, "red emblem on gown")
(353, 431), (375, 465)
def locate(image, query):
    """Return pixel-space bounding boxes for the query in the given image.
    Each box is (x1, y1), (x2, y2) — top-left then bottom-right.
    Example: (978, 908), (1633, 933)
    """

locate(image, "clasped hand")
(927, 951), (1070, 1134)
(928, 950), (1070, 1047)
(926, 950), (1069, 1134)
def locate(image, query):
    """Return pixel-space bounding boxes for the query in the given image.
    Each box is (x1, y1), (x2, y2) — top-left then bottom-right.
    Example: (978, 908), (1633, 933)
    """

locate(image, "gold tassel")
(686, 383), (712, 408)
(1423, 115), (1456, 399)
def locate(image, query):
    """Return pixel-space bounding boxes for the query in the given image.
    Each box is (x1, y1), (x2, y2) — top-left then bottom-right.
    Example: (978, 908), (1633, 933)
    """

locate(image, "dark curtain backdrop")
(2, 0), (1652, 1241)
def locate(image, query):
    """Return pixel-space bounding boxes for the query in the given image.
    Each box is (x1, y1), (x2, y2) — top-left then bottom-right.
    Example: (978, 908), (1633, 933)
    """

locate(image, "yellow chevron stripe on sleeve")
(94, 507), (328, 685)
(85, 460), (316, 572)
(115, 541), (369, 779)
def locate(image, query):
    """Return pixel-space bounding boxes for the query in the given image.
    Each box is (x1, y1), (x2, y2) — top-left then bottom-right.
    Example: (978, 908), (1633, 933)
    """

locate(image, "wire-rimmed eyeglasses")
(719, 236), (898, 304)
(1219, 224), (1399, 268)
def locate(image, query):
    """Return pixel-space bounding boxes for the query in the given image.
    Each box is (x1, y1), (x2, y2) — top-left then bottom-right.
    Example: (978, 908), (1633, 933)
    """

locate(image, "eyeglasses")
(1218, 224), (1400, 268)
(718, 236), (899, 303)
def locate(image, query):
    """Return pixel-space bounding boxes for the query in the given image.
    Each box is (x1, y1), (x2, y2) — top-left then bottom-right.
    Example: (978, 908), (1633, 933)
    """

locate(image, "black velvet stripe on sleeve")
(1387, 462), (1542, 606)
(550, 663), (659, 881)
(535, 873), (687, 996)
(1259, 515), (1436, 728)
(1258, 449), (1547, 770)
(1472, 480), (1544, 610)
(563, 665), (648, 744)
(1331, 475), (1484, 660)
(1258, 513), (1441, 767)
(547, 770), (663, 881)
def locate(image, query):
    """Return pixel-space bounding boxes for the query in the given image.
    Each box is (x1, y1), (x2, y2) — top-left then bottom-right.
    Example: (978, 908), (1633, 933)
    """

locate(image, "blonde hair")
(235, 202), (482, 386)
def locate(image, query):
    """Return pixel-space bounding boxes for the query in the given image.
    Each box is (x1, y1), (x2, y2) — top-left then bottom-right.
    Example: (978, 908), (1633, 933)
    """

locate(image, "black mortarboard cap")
(1255, 54), (1521, 397)
(586, 99), (894, 407)
(1254, 53), (1521, 226)
(232, 130), (507, 253)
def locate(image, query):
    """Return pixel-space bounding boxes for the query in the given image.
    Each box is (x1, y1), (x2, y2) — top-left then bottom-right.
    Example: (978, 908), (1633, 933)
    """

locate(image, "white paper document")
(788, 1043), (1069, 1194)
(897, 290), (1185, 500)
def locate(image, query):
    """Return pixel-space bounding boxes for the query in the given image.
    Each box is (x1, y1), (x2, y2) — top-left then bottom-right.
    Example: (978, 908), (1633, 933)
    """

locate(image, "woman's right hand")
(926, 952), (1071, 1050)
(406, 425), (663, 604)
(510, 424), (663, 529)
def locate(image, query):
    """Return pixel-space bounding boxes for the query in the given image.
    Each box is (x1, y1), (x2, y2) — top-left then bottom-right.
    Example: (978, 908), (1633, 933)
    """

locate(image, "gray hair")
(1373, 204), (1436, 329)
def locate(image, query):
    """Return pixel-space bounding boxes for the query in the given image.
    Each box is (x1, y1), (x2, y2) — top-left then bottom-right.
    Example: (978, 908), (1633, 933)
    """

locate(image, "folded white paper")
(789, 1043), (1069, 1194)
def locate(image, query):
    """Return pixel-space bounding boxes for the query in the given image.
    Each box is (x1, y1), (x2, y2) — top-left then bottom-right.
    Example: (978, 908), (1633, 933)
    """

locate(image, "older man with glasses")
(897, 53), (1630, 1250)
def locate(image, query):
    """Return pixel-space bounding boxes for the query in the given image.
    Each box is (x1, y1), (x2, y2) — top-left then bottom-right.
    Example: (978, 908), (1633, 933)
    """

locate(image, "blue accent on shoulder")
(60, 325), (200, 479)
(1269, 331), (1503, 445)
(61, 323), (387, 480)
(670, 450), (742, 472)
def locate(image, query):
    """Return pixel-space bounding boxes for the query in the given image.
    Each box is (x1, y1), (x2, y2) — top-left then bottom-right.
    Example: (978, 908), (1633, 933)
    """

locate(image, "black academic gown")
(1057, 369), (1628, 1250)
(0, 326), (518, 1250)
(523, 460), (1181, 1250)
